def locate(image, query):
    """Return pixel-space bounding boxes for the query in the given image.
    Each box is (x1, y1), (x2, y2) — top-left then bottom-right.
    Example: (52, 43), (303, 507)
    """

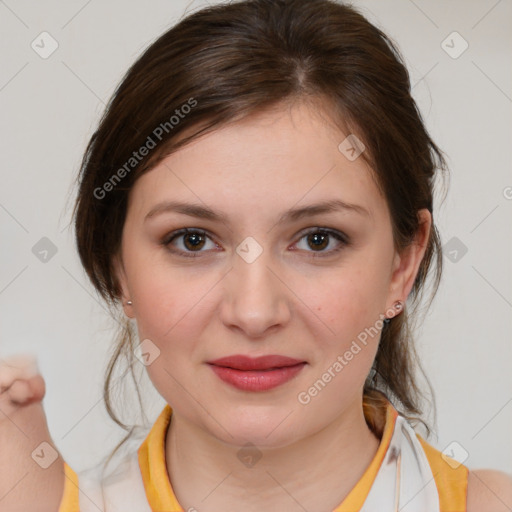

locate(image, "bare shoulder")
(466, 468), (512, 512)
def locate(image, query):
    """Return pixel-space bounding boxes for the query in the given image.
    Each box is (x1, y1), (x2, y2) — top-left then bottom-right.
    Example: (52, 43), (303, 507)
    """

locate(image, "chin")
(211, 404), (303, 449)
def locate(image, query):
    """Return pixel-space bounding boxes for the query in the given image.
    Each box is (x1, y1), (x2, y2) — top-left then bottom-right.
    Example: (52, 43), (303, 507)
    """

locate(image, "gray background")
(1, 0), (511, 475)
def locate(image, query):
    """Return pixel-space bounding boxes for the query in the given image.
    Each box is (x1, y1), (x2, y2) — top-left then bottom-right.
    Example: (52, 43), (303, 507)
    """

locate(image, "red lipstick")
(207, 355), (306, 391)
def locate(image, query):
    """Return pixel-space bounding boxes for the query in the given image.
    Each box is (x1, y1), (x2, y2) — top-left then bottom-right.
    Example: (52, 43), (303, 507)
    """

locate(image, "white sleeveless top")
(74, 413), (440, 511)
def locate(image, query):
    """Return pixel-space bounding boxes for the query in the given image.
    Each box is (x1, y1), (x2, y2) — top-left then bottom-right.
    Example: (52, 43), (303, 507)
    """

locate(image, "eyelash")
(160, 228), (350, 259)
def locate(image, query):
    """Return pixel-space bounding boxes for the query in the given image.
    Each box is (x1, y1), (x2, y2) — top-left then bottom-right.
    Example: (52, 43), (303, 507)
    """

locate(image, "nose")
(218, 245), (291, 339)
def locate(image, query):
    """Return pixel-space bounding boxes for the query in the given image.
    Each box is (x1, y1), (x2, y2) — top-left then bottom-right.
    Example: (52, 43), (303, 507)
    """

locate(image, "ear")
(113, 252), (135, 319)
(386, 209), (432, 310)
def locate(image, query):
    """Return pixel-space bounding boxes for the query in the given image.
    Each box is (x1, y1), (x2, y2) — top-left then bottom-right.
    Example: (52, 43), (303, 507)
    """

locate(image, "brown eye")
(306, 232), (329, 251)
(183, 232), (206, 251)
(162, 229), (217, 257)
(294, 228), (349, 256)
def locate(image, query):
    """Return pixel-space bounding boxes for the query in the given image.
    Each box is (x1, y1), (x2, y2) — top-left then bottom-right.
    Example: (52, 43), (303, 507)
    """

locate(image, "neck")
(165, 397), (384, 512)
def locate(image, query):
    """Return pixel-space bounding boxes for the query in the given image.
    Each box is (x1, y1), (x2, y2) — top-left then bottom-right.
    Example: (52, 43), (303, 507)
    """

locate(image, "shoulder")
(467, 468), (512, 512)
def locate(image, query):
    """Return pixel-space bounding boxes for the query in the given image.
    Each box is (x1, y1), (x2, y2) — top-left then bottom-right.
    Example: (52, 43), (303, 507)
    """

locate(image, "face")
(115, 101), (430, 448)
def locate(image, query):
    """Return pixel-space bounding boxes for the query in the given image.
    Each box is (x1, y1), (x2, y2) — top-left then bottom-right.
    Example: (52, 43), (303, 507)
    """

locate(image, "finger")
(26, 374), (46, 403)
(5, 374), (45, 405)
(7, 380), (33, 404)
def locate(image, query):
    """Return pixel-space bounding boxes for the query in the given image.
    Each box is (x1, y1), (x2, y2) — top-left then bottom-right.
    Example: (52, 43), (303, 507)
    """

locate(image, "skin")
(115, 99), (431, 511)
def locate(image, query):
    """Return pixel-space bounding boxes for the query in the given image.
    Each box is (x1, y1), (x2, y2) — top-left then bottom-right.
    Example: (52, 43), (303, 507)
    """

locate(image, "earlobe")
(113, 253), (135, 318)
(387, 209), (432, 309)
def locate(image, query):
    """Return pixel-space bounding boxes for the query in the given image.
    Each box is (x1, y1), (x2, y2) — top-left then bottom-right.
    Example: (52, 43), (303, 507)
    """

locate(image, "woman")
(1, 0), (511, 510)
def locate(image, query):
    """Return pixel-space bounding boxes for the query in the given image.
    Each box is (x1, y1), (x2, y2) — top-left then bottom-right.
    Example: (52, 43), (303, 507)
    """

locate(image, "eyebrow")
(144, 198), (371, 224)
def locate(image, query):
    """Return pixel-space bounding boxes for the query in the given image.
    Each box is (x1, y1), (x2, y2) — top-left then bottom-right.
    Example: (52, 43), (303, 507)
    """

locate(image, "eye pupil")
(308, 232), (328, 251)
(184, 233), (205, 250)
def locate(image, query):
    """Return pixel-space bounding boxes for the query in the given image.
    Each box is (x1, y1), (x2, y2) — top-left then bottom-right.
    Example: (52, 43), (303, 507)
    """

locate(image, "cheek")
(304, 264), (386, 342)
(124, 252), (200, 340)
(133, 285), (197, 342)
(127, 267), (208, 401)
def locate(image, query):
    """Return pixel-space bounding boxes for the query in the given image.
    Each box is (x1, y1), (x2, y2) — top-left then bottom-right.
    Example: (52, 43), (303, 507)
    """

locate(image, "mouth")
(207, 354), (307, 392)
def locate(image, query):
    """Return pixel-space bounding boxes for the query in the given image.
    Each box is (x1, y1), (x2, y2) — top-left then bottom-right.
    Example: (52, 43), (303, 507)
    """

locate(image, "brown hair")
(72, 0), (448, 445)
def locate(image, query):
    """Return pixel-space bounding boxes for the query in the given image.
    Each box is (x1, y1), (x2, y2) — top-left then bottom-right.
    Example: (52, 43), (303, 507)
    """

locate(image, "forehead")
(127, 102), (387, 224)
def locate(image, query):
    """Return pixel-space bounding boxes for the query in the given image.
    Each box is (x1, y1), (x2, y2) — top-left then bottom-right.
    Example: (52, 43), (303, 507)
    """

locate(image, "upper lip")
(207, 355), (306, 371)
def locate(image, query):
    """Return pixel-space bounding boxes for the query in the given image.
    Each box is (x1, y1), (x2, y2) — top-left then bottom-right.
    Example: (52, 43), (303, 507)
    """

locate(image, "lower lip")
(209, 363), (306, 391)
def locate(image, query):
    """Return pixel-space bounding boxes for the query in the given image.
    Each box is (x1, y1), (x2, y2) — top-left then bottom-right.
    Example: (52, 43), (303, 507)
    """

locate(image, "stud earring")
(126, 300), (133, 306)
(383, 300), (403, 324)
